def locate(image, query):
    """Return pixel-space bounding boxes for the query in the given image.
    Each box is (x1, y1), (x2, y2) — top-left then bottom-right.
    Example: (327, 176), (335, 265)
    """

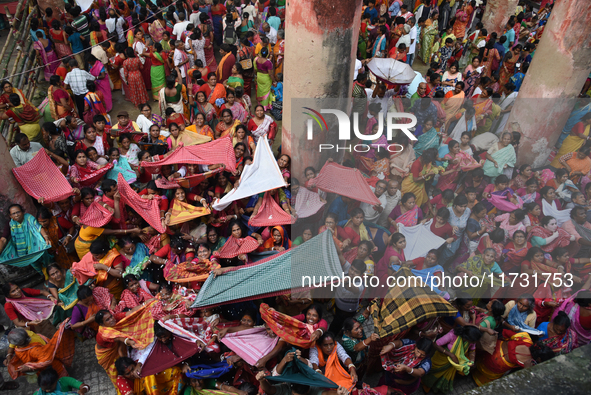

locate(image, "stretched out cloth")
(178, 168), (224, 189)
(106, 157), (137, 184)
(221, 326), (279, 366)
(117, 173), (166, 233)
(488, 193), (523, 212)
(260, 303), (314, 348)
(12, 149), (74, 203)
(141, 137), (236, 173)
(215, 236), (260, 259)
(186, 362), (232, 380)
(0, 213), (51, 273)
(309, 162), (380, 205)
(80, 201), (113, 227)
(542, 199), (572, 226)
(159, 317), (220, 353)
(265, 347), (338, 388)
(4, 297), (55, 321)
(98, 302), (155, 349)
(212, 137), (285, 211)
(294, 186), (325, 219)
(140, 335), (202, 377)
(398, 219), (446, 260)
(192, 230), (342, 308)
(78, 163), (114, 187)
(164, 259), (219, 284)
(371, 267), (457, 338)
(168, 200), (211, 225)
(317, 345), (354, 390)
(7, 319), (75, 380)
(155, 177), (181, 189)
(248, 192), (294, 227)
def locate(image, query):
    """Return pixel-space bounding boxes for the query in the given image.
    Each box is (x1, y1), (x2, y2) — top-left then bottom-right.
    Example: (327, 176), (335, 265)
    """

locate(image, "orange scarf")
(316, 345), (354, 390)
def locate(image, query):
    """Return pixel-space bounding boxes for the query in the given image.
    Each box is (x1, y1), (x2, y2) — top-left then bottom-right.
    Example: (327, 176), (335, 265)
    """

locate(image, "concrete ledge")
(465, 344), (591, 395)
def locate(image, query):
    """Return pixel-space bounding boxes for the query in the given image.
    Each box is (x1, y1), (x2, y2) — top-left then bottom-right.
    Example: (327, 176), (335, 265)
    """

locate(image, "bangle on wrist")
(410, 368), (414, 375)
(107, 267), (111, 273)
(25, 322), (28, 327)
(124, 338), (129, 345)
(348, 363), (355, 370)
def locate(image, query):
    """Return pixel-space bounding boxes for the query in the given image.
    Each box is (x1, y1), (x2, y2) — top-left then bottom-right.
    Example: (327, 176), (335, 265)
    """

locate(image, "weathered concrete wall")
(282, 0), (363, 180)
(466, 344), (591, 395)
(481, 0), (519, 35)
(506, 0), (591, 167)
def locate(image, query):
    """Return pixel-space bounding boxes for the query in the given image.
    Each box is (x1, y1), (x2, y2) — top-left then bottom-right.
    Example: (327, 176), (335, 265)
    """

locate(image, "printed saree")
(422, 336), (472, 393)
(0, 213), (50, 274)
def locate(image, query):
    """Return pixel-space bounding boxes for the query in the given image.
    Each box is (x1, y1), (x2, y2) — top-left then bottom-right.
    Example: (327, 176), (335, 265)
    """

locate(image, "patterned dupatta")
(260, 303), (315, 348)
(5, 296), (55, 321)
(395, 205), (419, 227)
(381, 343), (423, 371)
(56, 270), (79, 310)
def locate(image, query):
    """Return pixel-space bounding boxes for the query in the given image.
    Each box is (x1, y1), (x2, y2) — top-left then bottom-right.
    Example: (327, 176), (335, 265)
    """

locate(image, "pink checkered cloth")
(117, 173), (166, 233)
(309, 162), (380, 205)
(80, 201), (113, 227)
(155, 178), (180, 189)
(214, 236), (260, 259)
(140, 137), (237, 173)
(249, 192), (294, 227)
(12, 149), (74, 203)
(221, 326), (279, 366)
(294, 186), (326, 219)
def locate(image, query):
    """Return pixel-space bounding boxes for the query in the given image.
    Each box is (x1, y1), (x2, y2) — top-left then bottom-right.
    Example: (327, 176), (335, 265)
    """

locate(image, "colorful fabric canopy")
(370, 267), (457, 338)
(117, 173), (166, 233)
(212, 137), (285, 211)
(248, 192), (294, 227)
(309, 162), (380, 205)
(12, 149), (74, 203)
(140, 137), (236, 173)
(191, 230), (342, 308)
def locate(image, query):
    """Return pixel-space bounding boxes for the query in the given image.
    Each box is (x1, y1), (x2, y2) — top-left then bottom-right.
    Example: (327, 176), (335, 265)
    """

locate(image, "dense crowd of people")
(0, 0), (590, 394)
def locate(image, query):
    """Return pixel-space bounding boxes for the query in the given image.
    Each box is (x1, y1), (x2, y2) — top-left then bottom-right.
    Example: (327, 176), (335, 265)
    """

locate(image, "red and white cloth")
(249, 192), (294, 227)
(309, 162), (380, 205)
(117, 173), (166, 233)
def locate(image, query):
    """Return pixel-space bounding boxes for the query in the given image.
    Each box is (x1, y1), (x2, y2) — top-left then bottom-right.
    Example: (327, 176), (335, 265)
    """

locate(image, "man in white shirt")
(398, 24), (411, 51)
(262, 22), (277, 44)
(407, 17), (418, 66)
(172, 12), (190, 40)
(360, 180), (388, 222)
(10, 133), (43, 167)
(189, 4), (201, 26)
(173, 41), (190, 84)
(378, 180), (401, 228)
(64, 58), (95, 117)
(91, 41), (110, 65)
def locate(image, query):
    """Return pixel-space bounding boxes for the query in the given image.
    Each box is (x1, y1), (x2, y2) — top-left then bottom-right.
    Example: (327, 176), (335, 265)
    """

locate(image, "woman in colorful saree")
(261, 226), (292, 252)
(149, 235), (196, 284)
(550, 113), (591, 168)
(413, 118), (439, 159)
(422, 325), (481, 393)
(0, 204), (51, 274)
(254, 47), (275, 110)
(536, 311), (577, 355)
(83, 81), (111, 126)
(248, 104), (278, 144)
(191, 91), (218, 127)
(309, 332), (357, 388)
(199, 72), (226, 113)
(401, 148), (439, 208)
(318, 212), (351, 251)
(47, 263), (79, 325)
(233, 124), (256, 156)
(0, 93), (42, 143)
(36, 207), (77, 270)
(215, 109), (241, 139)
(48, 75), (76, 119)
(462, 56), (482, 98)
(220, 90), (249, 124)
(5, 322), (75, 380)
(1, 282), (57, 339)
(499, 45), (522, 87)
(473, 88), (493, 128)
(455, 248), (504, 299)
(0, 80), (30, 109)
(160, 75), (189, 121)
(560, 146), (591, 184)
(437, 140), (472, 192)
(379, 337), (434, 395)
(69, 285), (101, 339)
(483, 132), (516, 179)
(66, 150), (108, 189)
(472, 331), (554, 386)
(150, 282), (196, 321)
(502, 230), (531, 273)
(528, 215), (573, 253)
(115, 274), (155, 316)
(388, 193), (424, 232)
(376, 233), (413, 287)
(149, 43), (168, 101)
(420, 15), (439, 64)
(117, 235), (151, 280)
(551, 290), (591, 348)
(115, 354), (182, 395)
(94, 307), (149, 389)
(32, 31), (59, 81)
(72, 238), (126, 300)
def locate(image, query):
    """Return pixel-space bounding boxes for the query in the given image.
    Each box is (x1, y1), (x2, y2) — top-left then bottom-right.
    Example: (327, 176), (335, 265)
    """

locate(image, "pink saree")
(90, 61), (113, 112)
